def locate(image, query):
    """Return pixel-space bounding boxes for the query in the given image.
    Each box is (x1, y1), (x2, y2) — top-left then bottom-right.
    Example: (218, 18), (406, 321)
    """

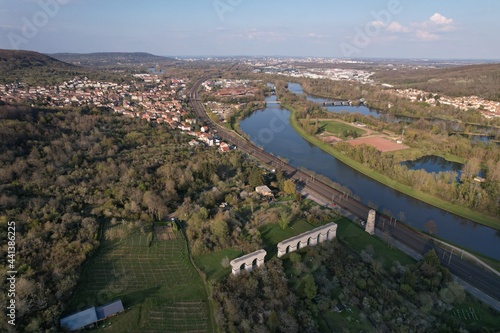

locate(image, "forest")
(213, 239), (498, 332)
(0, 102), (268, 332)
(373, 63), (500, 102)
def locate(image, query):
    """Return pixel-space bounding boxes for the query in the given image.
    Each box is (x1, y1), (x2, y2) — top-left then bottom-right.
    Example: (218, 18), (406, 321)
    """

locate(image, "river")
(288, 82), (385, 118)
(288, 82), (498, 143)
(239, 86), (500, 260)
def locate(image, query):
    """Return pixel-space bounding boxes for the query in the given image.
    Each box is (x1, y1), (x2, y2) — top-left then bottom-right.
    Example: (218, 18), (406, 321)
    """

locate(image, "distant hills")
(0, 49), (175, 85)
(50, 52), (178, 68)
(373, 63), (500, 101)
(0, 49), (76, 72)
(0, 49), (84, 85)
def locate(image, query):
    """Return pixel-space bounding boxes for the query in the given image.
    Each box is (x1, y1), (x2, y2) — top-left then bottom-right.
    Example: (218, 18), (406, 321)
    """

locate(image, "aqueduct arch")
(230, 249), (267, 275)
(277, 222), (337, 257)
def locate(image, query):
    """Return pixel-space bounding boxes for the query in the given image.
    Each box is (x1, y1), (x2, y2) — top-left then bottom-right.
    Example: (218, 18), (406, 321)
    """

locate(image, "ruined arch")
(277, 223), (337, 258)
(230, 250), (267, 275)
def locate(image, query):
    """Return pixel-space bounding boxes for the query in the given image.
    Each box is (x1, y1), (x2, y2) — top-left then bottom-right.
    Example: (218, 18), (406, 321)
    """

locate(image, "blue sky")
(1, 0), (499, 59)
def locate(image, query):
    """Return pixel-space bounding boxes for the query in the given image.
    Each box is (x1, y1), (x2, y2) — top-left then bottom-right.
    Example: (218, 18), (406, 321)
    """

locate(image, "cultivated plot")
(67, 224), (209, 333)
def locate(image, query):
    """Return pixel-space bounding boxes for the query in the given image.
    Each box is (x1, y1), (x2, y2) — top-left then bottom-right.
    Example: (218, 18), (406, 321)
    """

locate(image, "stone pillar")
(328, 225), (337, 240)
(308, 236), (318, 246)
(365, 209), (376, 235)
(318, 232), (327, 243)
(277, 245), (286, 258)
(245, 264), (253, 273)
(256, 257), (265, 267)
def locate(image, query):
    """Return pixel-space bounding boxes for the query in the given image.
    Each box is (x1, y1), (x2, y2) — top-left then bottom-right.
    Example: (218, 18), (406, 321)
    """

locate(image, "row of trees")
(334, 138), (499, 215)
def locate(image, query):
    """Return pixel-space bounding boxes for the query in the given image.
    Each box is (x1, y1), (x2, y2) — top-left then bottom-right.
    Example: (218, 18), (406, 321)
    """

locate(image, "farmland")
(66, 223), (212, 333)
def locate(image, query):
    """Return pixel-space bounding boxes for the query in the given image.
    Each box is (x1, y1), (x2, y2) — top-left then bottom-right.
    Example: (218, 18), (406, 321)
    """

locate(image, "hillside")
(0, 49), (132, 85)
(0, 49), (76, 72)
(50, 52), (178, 68)
(373, 63), (500, 101)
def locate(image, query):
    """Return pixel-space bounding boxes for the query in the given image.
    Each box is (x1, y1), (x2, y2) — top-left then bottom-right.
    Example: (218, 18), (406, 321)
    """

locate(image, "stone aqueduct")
(277, 222), (337, 258)
(230, 223), (338, 275)
(230, 249), (267, 275)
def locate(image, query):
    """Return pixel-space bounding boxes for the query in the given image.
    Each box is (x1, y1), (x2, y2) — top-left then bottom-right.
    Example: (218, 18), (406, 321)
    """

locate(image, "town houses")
(390, 87), (500, 119)
(0, 75), (234, 151)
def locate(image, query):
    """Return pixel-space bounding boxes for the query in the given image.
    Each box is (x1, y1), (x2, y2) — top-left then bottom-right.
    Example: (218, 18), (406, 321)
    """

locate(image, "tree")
(283, 179), (296, 196)
(460, 157), (481, 182)
(248, 168), (264, 187)
(278, 211), (292, 230)
(300, 274), (317, 301)
(211, 214), (230, 243)
(276, 168), (285, 191)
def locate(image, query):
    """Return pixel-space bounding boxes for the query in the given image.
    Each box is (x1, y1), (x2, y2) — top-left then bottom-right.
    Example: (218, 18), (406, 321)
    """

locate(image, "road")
(188, 77), (500, 307)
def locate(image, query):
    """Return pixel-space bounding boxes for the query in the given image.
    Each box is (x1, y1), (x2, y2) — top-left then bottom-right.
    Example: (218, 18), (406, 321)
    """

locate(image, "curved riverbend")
(239, 94), (500, 260)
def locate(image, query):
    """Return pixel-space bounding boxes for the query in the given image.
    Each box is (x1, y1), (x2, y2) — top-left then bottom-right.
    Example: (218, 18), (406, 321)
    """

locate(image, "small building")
(255, 185), (273, 197)
(473, 176), (486, 183)
(333, 303), (345, 313)
(60, 307), (98, 331)
(60, 300), (124, 331)
(96, 300), (124, 321)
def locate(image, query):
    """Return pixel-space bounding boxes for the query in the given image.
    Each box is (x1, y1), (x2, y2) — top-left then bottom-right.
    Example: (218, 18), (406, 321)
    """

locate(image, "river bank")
(283, 102), (499, 230)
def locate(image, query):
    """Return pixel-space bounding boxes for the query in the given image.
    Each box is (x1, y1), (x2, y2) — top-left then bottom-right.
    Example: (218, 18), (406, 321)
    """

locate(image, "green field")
(66, 224), (212, 333)
(317, 120), (366, 137)
(194, 249), (243, 281)
(335, 218), (415, 268)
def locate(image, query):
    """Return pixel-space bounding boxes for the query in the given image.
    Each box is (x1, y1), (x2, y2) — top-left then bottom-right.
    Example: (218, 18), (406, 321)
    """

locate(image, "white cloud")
(374, 13), (456, 41)
(415, 30), (440, 41)
(386, 22), (410, 33)
(429, 13), (453, 26)
(304, 32), (329, 39)
(415, 13), (456, 33)
(370, 20), (386, 28)
(244, 29), (287, 42)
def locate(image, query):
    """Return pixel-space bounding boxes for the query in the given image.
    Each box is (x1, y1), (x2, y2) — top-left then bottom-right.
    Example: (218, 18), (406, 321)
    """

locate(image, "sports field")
(347, 136), (409, 152)
(67, 223), (211, 332)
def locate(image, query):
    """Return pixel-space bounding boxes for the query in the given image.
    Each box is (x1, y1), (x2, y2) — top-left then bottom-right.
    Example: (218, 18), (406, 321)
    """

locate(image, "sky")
(0, 0), (499, 59)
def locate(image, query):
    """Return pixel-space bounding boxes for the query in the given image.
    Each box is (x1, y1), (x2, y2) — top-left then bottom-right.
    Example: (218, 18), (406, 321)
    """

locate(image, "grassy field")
(317, 120), (366, 136)
(194, 249), (243, 282)
(335, 218), (415, 268)
(284, 103), (500, 230)
(66, 223), (212, 333)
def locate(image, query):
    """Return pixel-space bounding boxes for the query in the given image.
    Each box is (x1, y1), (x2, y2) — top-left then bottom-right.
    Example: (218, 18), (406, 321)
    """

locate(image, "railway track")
(188, 77), (500, 305)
